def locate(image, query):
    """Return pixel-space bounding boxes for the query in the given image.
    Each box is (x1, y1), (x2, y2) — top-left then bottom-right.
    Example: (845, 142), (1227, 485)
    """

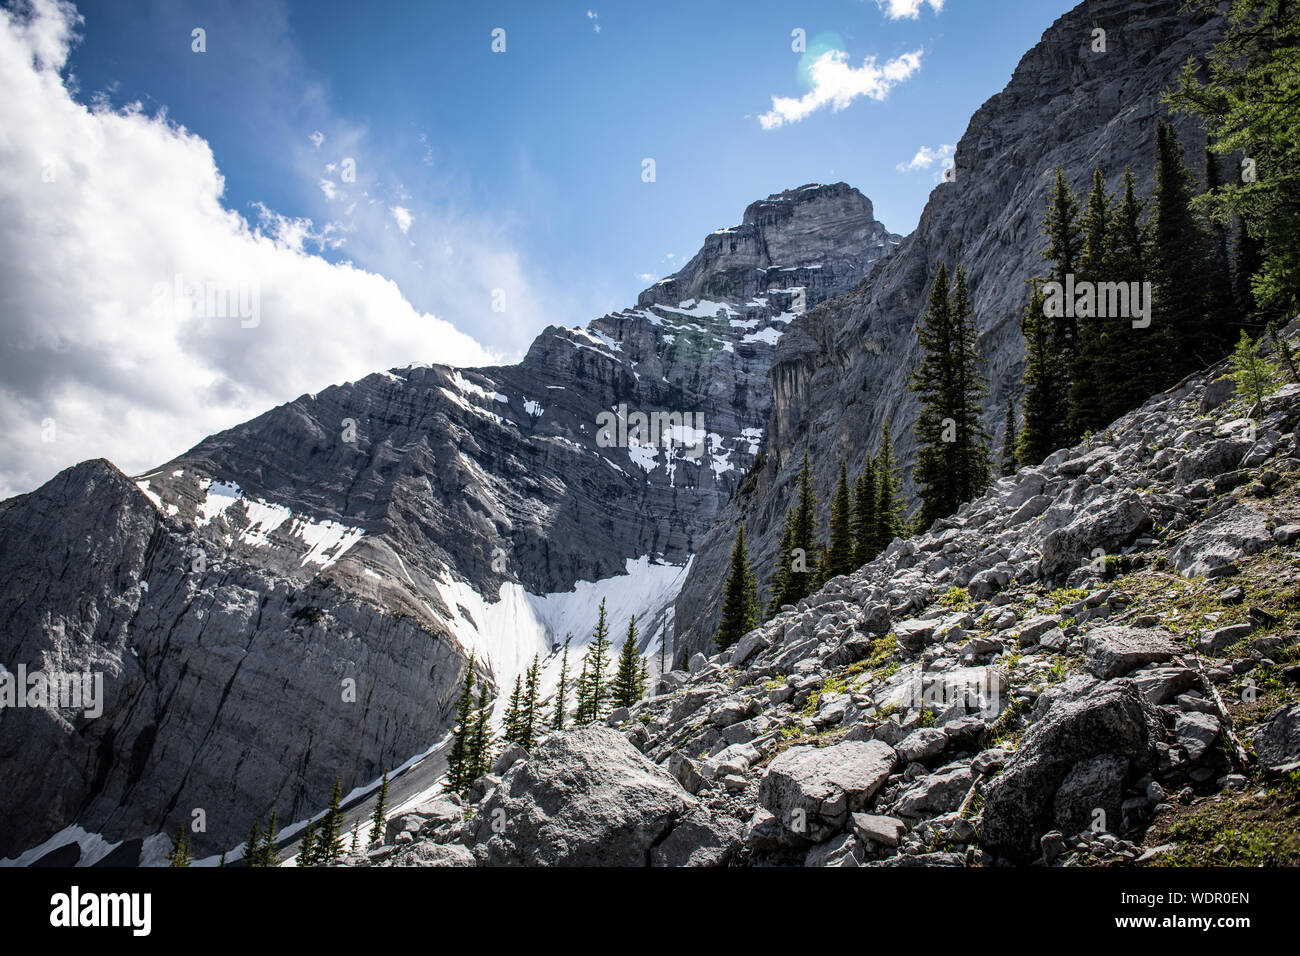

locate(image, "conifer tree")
(502, 674), (524, 746)
(1227, 330), (1283, 408)
(585, 599), (612, 720)
(1147, 119), (1216, 376)
(999, 398), (1019, 477)
(316, 778), (345, 865)
(370, 770), (389, 846)
(444, 654), (476, 795)
(766, 507), (797, 617)
(638, 658), (650, 700)
(873, 423), (904, 550)
(1068, 168), (1114, 437)
(573, 655), (592, 724)
(246, 819), (262, 867)
(521, 656), (540, 749)
(853, 457), (877, 565)
(1168, 0), (1300, 319)
(1041, 168), (1083, 448)
(1102, 167), (1155, 422)
(1018, 280), (1061, 466)
(613, 615), (644, 708)
(1204, 144), (1237, 348)
(769, 452), (819, 609)
(714, 524), (759, 651)
(1267, 321), (1298, 383)
(911, 265), (989, 526)
(297, 820), (316, 866)
(552, 635), (571, 730)
(166, 826), (192, 867)
(349, 822), (359, 856)
(260, 808), (279, 867)
(469, 683), (493, 782)
(826, 460), (856, 579)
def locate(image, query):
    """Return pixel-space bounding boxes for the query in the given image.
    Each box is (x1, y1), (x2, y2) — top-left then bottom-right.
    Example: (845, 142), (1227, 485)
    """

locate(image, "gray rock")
(649, 808), (743, 867)
(804, 832), (865, 867)
(492, 743), (529, 775)
(758, 739), (896, 841)
(850, 812), (906, 848)
(893, 764), (974, 817)
(1170, 504), (1273, 576)
(894, 728), (948, 763)
(1084, 626), (1181, 679)
(470, 725), (695, 866)
(1174, 711), (1220, 762)
(982, 680), (1161, 863)
(1253, 704), (1300, 773)
(1052, 753), (1129, 838)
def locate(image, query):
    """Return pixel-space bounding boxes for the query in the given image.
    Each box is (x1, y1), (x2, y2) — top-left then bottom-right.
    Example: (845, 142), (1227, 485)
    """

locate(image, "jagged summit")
(637, 182), (900, 311)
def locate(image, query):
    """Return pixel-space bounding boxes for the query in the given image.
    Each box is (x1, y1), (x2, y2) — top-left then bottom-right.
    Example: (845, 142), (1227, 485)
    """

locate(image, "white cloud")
(758, 48), (923, 130)
(390, 205), (412, 234)
(876, 0), (945, 19)
(636, 272), (655, 282)
(308, 129), (324, 148)
(896, 143), (954, 172)
(0, 0), (501, 498)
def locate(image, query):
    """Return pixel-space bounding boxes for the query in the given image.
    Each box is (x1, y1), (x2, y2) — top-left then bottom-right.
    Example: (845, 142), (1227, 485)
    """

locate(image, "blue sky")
(64, 0), (1075, 357)
(0, 0), (1079, 497)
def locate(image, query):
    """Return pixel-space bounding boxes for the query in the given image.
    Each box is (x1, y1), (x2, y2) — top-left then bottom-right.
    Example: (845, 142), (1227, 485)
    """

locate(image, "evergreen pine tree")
(1168, 0), (1300, 319)
(873, 423), (904, 550)
(1068, 168), (1114, 437)
(370, 770), (389, 846)
(1102, 167), (1155, 422)
(999, 398), (1019, 477)
(586, 599), (612, 720)
(260, 808), (279, 867)
(552, 635), (571, 730)
(826, 460), (855, 578)
(1041, 167), (1083, 448)
(316, 778), (345, 865)
(469, 683), (493, 782)
(714, 523), (759, 651)
(1227, 330), (1283, 408)
(612, 615), (643, 708)
(521, 656), (540, 749)
(1267, 321), (1299, 383)
(852, 457), (877, 565)
(911, 264), (990, 525)
(349, 822), (359, 855)
(573, 655), (592, 724)
(297, 820), (316, 866)
(1147, 119), (1216, 376)
(166, 826), (192, 867)
(766, 507), (798, 616)
(1203, 144), (1237, 350)
(771, 452), (819, 607)
(1018, 280), (1060, 466)
(444, 653), (476, 794)
(502, 674), (524, 746)
(245, 818), (262, 867)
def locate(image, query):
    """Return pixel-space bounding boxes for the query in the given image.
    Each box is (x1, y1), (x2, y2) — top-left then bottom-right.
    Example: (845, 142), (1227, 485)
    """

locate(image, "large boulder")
(468, 725), (695, 865)
(1040, 492), (1150, 577)
(1253, 704), (1300, 773)
(982, 680), (1162, 862)
(758, 739), (896, 841)
(1084, 626), (1181, 679)
(1169, 504), (1273, 576)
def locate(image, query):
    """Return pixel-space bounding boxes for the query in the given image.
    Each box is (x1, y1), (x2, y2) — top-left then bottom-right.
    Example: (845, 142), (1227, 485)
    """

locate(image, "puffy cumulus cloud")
(758, 48), (923, 130)
(390, 205), (413, 234)
(876, 0), (946, 20)
(0, 0), (499, 499)
(896, 143), (955, 172)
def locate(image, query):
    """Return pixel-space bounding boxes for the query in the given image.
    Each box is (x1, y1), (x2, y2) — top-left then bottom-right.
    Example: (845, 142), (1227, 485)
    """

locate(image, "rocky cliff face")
(673, 0), (1226, 655)
(350, 334), (1300, 867)
(0, 184), (898, 861)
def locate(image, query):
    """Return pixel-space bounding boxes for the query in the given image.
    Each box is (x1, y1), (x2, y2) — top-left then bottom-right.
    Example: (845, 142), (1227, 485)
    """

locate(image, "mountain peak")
(637, 182), (899, 311)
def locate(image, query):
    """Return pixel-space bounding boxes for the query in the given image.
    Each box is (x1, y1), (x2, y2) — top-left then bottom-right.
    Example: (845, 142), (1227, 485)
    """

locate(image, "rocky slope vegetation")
(354, 339), (1300, 866)
(674, 0), (1226, 654)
